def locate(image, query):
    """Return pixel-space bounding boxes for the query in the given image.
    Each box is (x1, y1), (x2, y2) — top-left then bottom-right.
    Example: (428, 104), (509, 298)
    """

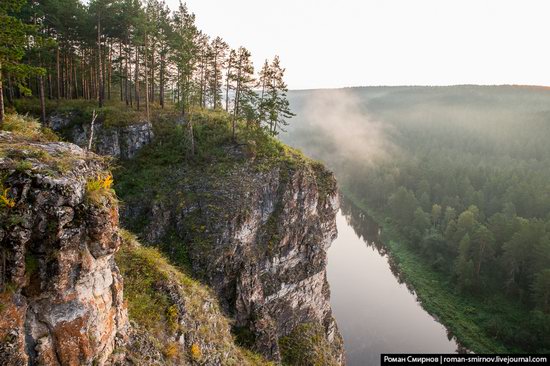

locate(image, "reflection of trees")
(340, 193), (468, 353)
(340, 195), (385, 253)
(340, 194), (410, 286)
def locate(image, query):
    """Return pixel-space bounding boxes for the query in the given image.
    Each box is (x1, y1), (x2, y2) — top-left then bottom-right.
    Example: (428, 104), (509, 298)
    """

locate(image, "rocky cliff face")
(0, 130), (127, 365)
(120, 142), (345, 364)
(0, 114), (272, 366)
(48, 113), (153, 160)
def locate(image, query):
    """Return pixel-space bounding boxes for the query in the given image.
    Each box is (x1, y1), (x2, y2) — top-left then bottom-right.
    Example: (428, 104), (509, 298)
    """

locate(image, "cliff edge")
(0, 114), (271, 365)
(0, 115), (127, 365)
(117, 111), (345, 364)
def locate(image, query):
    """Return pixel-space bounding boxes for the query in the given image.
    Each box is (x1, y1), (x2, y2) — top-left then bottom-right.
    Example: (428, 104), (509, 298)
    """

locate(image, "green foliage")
(1, 113), (57, 141)
(0, 0), (42, 80)
(85, 174), (116, 206)
(24, 253), (39, 276)
(285, 86), (550, 353)
(279, 323), (339, 366)
(116, 229), (270, 365)
(532, 269), (550, 313)
(13, 99), (144, 129)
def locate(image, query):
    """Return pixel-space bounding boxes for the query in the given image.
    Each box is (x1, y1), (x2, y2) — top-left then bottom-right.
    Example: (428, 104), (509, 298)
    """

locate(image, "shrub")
(85, 174), (116, 205)
(0, 187), (15, 209)
(279, 323), (339, 366)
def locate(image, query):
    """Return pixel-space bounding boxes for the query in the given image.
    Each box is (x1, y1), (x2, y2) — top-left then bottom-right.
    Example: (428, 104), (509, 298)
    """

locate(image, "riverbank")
(340, 188), (530, 354)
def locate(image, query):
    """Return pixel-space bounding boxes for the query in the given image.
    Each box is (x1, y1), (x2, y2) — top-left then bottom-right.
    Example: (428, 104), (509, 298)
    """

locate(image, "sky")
(166, 0), (550, 90)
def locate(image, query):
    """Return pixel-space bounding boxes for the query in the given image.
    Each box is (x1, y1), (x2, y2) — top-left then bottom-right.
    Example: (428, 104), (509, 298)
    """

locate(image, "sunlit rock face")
(48, 113), (153, 160)
(122, 147), (345, 364)
(0, 133), (127, 366)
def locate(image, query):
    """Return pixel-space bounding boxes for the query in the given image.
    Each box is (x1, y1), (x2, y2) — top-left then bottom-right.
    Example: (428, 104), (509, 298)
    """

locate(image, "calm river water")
(327, 197), (459, 365)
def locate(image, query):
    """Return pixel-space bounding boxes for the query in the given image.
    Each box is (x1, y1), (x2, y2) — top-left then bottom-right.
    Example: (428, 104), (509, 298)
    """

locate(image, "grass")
(279, 323), (340, 366)
(0, 113), (108, 177)
(116, 229), (271, 365)
(341, 187), (549, 353)
(1, 113), (58, 142)
(85, 174), (117, 206)
(12, 98), (149, 129)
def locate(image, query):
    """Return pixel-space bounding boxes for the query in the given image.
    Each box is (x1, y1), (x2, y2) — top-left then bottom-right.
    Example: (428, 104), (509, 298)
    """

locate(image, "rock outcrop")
(0, 130), (127, 365)
(48, 113), (153, 160)
(120, 141), (345, 364)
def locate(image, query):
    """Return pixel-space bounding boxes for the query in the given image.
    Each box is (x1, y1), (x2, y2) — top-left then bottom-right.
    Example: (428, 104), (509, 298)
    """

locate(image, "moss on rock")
(279, 323), (340, 366)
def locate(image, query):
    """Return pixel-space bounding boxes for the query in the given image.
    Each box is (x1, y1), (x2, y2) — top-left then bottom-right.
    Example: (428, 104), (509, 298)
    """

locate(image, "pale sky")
(166, 0), (550, 90)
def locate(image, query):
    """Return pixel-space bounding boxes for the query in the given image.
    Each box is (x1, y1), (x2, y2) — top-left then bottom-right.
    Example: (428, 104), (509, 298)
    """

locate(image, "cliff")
(0, 115), (127, 365)
(0, 114), (270, 365)
(0, 110), (345, 364)
(48, 112), (154, 160)
(116, 230), (269, 365)
(117, 112), (345, 364)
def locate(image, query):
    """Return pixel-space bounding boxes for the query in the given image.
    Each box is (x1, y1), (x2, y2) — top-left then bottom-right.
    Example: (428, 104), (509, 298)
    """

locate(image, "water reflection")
(327, 195), (460, 365)
(339, 197), (414, 293)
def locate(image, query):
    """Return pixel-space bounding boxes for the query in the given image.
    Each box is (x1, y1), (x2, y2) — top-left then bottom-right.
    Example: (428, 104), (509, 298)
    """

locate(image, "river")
(327, 196), (459, 365)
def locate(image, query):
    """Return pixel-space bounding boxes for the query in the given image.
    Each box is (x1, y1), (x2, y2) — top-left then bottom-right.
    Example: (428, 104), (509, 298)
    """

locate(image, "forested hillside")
(284, 86), (550, 352)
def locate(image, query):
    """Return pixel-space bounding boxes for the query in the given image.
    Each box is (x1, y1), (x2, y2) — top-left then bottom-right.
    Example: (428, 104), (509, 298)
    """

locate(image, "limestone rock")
(48, 113), (153, 160)
(0, 132), (127, 366)
(122, 147), (345, 364)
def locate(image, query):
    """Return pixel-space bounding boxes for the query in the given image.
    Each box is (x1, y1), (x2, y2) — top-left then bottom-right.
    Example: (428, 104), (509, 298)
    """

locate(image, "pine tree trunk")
(225, 63), (231, 112)
(65, 54), (69, 99)
(119, 42), (124, 102)
(56, 47), (61, 100)
(47, 72), (52, 99)
(125, 45), (129, 106)
(7, 73), (14, 104)
(150, 48), (155, 104)
(97, 13), (104, 108)
(135, 46), (140, 111)
(159, 53), (165, 108)
(0, 63), (5, 126)
(73, 56), (78, 98)
(81, 56), (86, 100)
(108, 41), (112, 100)
(39, 76), (46, 124)
(144, 35), (150, 121)
(213, 54), (218, 108)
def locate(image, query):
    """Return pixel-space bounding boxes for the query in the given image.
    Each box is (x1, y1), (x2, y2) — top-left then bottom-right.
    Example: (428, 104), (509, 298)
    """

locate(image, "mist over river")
(281, 86), (550, 360)
(327, 198), (459, 365)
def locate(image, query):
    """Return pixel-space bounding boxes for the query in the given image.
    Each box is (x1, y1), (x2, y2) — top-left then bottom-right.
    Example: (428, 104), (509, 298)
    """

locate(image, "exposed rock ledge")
(48, 113), (153, 160)
(0, 132), (127, 365)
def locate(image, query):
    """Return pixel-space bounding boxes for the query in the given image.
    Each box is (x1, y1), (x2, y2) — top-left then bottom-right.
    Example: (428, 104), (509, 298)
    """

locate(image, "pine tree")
(259, 56), (294, 136)
(224, 49), (235, 112)
(170, 2), (197, 116)
(230, 46), (255, 140)
(0, 0), (43, 124)
(209, 36), (228, 109)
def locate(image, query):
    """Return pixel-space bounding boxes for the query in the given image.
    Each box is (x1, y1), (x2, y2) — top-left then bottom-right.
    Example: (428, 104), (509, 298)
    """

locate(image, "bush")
(85, 174), (116, 206)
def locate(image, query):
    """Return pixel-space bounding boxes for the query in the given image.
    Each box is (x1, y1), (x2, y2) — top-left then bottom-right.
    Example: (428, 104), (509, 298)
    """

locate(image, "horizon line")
(289, 84), (550, 92)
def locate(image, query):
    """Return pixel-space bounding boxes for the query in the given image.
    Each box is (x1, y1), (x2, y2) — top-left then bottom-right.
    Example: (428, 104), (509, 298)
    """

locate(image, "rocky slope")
(116, 230), (269, 365)
(0, 114), (270, 365)
(0, 119), (127, 365)
(118, 116), (345, 364)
